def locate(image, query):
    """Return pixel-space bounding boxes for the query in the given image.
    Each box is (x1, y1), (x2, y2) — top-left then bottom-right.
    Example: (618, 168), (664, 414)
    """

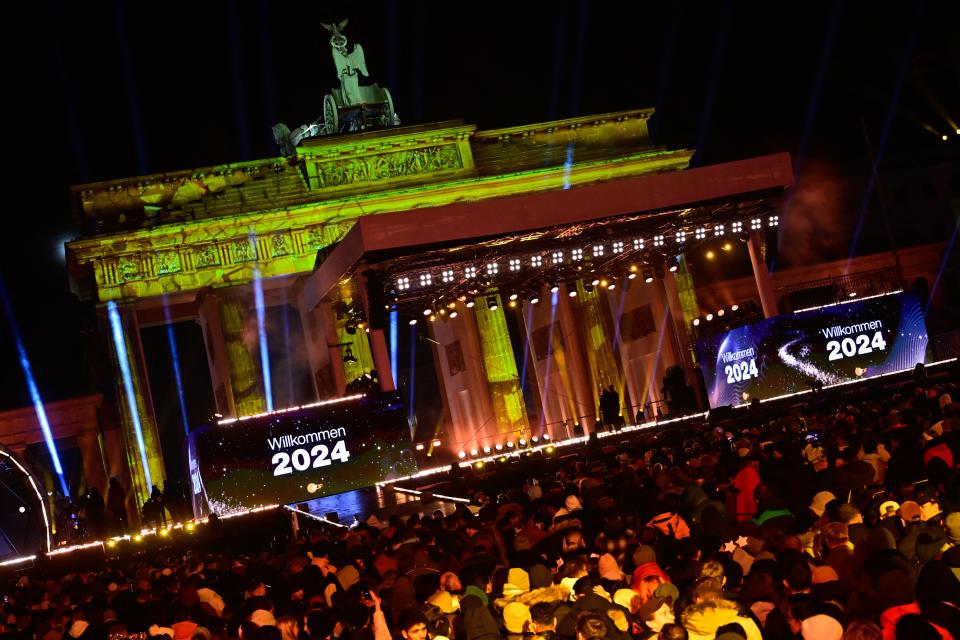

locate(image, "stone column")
(472, 292), (528, 438)
(319, 302), (348, 396)
(556, 283), (597, 433)
(197, 292), (235, 416)
(429, 307), (496, 453)
(104, 307), (166, 510)
(662, 272), (700, 405)
(218, 290), (268, 416)
(607, 277), (681, 421)
(77, 432), (107, 494)
(748, 231), (778, 318)
(522, 289), (578, 440)
(294, 289), (336, 400)
(368, 329), (396, 392)
(197, 289), (267, 418)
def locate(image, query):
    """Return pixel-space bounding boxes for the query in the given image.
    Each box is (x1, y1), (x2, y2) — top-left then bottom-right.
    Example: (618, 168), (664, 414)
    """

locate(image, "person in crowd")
(1, 375), (958, 640)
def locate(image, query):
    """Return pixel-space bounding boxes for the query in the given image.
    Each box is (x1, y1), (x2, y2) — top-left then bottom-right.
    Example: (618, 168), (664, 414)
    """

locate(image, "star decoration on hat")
(722, 541), (737, 553)
(736, 536), (748, 548)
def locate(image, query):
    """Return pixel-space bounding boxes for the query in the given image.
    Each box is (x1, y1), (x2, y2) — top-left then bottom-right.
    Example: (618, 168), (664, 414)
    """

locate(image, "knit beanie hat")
(502, 602), (531, 634)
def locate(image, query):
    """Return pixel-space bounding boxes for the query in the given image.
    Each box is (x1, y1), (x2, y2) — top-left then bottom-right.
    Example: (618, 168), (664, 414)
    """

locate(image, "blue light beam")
(162, 297), (191, 436)
(107, 301), (152, 490)
(252, 267), (274, 413)
(1, 279), (69, 498)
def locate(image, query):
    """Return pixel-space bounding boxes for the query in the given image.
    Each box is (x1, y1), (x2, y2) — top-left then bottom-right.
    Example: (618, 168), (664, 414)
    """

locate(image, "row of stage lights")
(456, 433), (551, 458)
(407, 265), (672, 324)
(393, 217), (780, 295)
(691, 300), (762, 333)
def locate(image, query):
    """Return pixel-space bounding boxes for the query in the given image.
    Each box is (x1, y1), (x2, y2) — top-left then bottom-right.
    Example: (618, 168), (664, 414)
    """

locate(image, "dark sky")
(1, 0), (958, 410)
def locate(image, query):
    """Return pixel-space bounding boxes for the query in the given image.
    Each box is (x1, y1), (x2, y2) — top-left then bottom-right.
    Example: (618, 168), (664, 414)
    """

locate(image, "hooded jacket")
(681, 598), (763, 640)
(461, 586), (501, 640)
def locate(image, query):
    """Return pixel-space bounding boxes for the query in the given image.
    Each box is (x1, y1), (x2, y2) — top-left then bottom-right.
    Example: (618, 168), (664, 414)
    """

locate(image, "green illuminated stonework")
(217, 293), (267, 417)
(107, 312), (165, 507)
(66, 110), (692, 304)
(335, 297), (375, 382)
(576, 282), (626, 412)
(473, 293), (528, 434)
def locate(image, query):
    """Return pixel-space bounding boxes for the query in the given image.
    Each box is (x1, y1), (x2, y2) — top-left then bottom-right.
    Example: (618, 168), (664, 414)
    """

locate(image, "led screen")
(695, 292), (928, 408)
(187, 392), (417, 516)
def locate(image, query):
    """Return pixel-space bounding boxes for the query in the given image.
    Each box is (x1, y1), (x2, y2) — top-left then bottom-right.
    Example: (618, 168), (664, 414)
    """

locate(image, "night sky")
(1, 1), (957, 410)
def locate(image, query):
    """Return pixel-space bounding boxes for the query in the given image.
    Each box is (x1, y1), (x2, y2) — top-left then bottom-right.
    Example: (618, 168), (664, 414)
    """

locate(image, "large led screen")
(696, 292), (928, 408)
(187, 392), (417, 516)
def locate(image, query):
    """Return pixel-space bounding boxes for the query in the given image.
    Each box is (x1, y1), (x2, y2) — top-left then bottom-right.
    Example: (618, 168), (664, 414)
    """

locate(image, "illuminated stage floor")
(299, 484), (458, 525)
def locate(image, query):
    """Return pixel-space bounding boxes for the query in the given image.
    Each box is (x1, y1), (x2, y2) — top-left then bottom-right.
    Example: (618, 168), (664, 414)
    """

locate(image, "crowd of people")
(1, 372), (958, 640)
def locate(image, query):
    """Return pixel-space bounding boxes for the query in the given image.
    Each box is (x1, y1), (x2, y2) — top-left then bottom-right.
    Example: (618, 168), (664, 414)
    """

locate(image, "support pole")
(748, 232), (778, 318)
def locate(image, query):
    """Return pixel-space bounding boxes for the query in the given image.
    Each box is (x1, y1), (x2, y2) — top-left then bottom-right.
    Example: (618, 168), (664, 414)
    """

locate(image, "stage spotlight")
(519, 438), (527, 447)
(106, 539), (117, 548)
(487, 297), (498, 311)
(668, 258), (679, 273)
(590, 277), (600, 286)
(738, 231), (750, 243)
(508, 299), (518, 308)
(550, 283), (560, 293)
(706, 313), (714, 321)
(465, 298), (475, 308)
(409, 318), (418, 325)
(530, 294), (540, 304)
(717, 309), (725, 318)
(506, 440), (515, 448)
(458, 450), (466, 459)
(641, 250), (653, 265)
(495, 443), (503, 451)
(509, 293), (519, 301)
(628, 272), (637, 280)
(568, 289), (577, 297)
(706, 250), (715, 260)
(607, 281), (616, 290)
(731, 304), (739, 312)
(849, 291), (858, 297)
(956, 128), (960, 135)
(722, 242), (732, 251)
(693, 318), (700, 326)
(423, 308), (433, 316)
(944, 134), (949, 141)
(531, 435), (539, 443)
(542, 433), (550, 441)
(643, 269), (654, 283)
(449, 310), (458, 318)
(415, 443), (425, 451)
(18, 506), (26, 514)
(185, 522), (196, 532)
(470, 448), (478, 457)
(483, 445), (491, 453)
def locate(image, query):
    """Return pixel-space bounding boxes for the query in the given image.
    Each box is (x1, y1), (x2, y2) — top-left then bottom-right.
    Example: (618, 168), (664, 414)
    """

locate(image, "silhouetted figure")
(141, 495), (166, 529)
(107, 476), (128, 534)
(85, 487), (105, 539)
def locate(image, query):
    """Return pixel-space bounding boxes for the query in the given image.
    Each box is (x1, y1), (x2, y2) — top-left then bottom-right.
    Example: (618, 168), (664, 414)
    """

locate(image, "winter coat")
(462, 588), (501, 640)
(681, 598), (763, 640)
(494, 585), (571, 611)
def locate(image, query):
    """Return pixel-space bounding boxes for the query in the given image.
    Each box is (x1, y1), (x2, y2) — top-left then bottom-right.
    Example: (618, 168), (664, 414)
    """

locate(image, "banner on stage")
(187, 392), (417, 516)
(695, 292), (928, 408)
